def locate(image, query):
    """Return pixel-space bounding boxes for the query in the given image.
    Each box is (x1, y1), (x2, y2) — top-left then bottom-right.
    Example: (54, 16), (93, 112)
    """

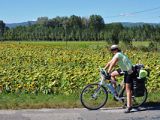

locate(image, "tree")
(89, 15), (105, 32)
(2, 15), (160, 43)
(105, 23), (124, 44)
(111, 30), (119, 44)
(81, 17), (89, 29)
(0, 20), (5, 40)
(36, 17), (48, 25)
(69, 15), (82, 29)
(119, 30), (132, 45)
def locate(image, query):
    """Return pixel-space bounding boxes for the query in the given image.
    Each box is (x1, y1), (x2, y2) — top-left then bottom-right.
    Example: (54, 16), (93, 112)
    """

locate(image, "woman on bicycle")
(104, 45), (136, 113)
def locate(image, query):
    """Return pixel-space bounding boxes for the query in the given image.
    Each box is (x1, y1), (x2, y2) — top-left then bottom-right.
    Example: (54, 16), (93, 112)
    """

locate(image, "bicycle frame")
(98, 67), (125, 101)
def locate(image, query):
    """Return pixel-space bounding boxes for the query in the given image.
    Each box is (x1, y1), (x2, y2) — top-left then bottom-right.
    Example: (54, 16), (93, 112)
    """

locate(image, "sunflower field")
(0, 42), (159, 95)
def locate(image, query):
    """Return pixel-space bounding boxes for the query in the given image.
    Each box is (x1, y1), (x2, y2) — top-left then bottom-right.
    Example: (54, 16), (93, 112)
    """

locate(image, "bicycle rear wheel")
(80, 83), (108, 110)
(122, 87), (148, 108)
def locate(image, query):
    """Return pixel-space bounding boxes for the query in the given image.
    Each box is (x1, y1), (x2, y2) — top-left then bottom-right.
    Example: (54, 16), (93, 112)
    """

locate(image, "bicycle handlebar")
(99, 66), (110, 80)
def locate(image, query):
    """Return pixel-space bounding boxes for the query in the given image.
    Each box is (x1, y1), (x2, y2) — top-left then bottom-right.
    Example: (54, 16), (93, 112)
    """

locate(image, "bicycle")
(80, 66), (148, 110)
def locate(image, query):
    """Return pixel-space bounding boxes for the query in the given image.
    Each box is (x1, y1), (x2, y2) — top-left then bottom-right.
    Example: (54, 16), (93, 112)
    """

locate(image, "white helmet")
(110, 45), (119, 51)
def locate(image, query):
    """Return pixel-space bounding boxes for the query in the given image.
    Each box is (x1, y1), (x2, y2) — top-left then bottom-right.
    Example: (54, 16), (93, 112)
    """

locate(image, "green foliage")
(0, 42), (159, 95)
(148, 41), (160, 51)
(1, 15), (159, 44)
(89, 15), (105, 32)
(0, 20), (5, 39)
(0, 93), (81, 109)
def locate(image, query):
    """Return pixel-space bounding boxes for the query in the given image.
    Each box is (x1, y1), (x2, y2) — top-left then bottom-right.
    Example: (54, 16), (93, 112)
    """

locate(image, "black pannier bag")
(132, 64), (146, 97)
(133, 78), (146, 97)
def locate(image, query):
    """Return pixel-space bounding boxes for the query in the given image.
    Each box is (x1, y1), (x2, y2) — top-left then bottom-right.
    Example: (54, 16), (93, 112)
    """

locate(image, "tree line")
(0, 15), (160, 44)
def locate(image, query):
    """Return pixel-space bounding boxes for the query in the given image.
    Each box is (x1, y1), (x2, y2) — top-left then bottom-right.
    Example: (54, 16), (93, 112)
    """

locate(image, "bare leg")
(111, 71), (120, 88)
(125, 83), (132, 108)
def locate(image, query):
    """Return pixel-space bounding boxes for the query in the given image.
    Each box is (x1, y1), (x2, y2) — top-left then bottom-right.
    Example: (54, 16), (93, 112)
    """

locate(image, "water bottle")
(106, 83), (117, 96)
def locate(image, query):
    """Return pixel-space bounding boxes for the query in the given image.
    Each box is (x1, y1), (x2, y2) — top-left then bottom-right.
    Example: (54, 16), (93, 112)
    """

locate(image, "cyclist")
(104, 45), (136, 113)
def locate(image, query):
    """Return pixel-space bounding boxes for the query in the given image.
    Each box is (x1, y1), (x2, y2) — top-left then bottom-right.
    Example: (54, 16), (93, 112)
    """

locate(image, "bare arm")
(107, 57), (118, 74)
(104, 60), (112, 70)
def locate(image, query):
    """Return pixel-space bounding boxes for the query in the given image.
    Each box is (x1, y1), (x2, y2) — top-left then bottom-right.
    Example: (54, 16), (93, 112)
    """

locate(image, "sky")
(0, 0), (160, 23)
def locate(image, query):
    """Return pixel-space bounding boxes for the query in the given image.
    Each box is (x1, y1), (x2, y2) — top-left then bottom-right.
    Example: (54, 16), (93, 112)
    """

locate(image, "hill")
(6, 21), (160, 28)
(6, 21), (36, 28)
(121, 22), (160, 27)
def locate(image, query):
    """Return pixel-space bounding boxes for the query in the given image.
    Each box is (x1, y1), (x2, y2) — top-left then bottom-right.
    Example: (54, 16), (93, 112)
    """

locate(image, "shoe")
(124, 107), (132, 113)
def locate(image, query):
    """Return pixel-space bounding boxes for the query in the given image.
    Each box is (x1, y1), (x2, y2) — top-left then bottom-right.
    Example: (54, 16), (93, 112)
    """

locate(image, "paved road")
(0, 106), (160, 120)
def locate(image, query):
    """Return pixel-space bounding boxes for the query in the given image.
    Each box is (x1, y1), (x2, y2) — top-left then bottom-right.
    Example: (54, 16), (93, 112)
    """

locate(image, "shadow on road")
(101, 101), (160, 113)
(142, 101), (160, 110)
(130, 101), (160, 113)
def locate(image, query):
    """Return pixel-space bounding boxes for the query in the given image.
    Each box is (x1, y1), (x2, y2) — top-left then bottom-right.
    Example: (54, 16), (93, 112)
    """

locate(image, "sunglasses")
(110, 48), (117, 51)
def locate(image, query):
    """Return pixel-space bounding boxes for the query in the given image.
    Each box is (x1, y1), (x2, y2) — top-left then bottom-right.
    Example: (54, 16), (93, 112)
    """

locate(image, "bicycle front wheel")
(80, 83), (108, 110)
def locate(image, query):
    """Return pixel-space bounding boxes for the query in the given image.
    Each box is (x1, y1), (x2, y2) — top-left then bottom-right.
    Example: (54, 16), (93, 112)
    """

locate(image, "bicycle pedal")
(114, 96), (121, 101)
(122, 104), (127, 109)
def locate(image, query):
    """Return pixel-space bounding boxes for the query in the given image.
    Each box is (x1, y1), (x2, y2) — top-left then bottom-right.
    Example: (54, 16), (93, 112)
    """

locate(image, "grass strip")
(0, 92), (159, 109)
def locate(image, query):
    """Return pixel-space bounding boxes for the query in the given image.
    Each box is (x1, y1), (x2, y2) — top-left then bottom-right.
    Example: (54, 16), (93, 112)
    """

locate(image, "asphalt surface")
(0, 106), (160, 120)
